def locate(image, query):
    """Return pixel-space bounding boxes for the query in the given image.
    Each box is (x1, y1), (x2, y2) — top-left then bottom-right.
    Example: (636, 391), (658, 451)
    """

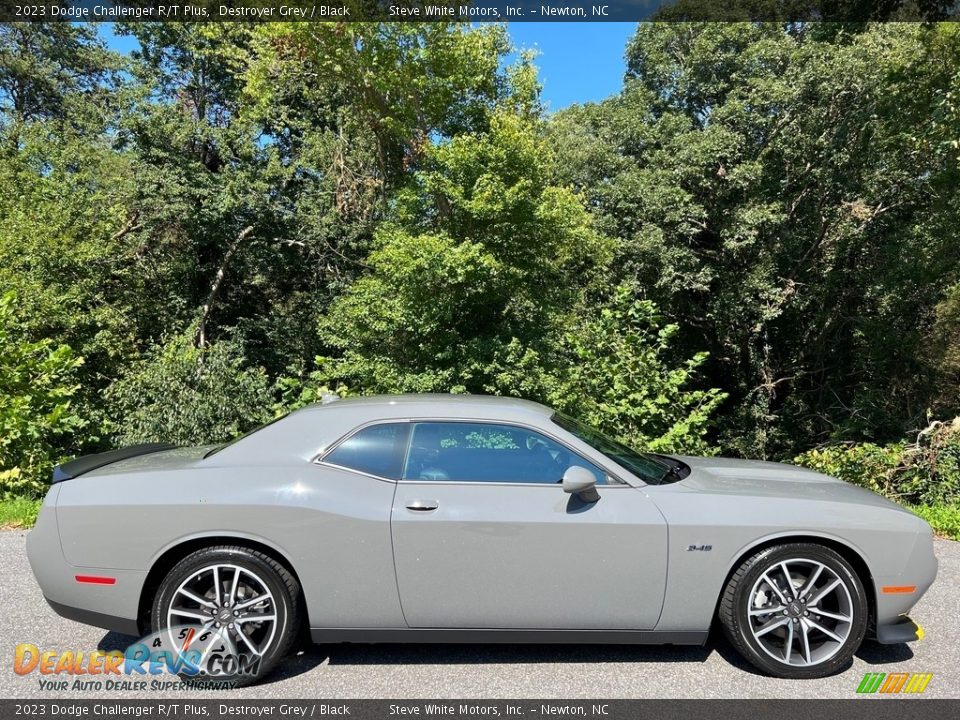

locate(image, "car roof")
(297, 393), (554, 420)
(206, 394), (561, 467)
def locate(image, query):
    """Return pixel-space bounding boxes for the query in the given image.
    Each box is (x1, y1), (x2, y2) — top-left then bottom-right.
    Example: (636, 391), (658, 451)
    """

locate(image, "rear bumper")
(26, 487), (145, 637)
(876, 615), (924, 644)
(45, 598), (140, 637)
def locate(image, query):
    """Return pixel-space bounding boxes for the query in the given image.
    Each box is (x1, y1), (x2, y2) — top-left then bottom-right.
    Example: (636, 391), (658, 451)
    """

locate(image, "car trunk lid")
(51, 444), (215, 481)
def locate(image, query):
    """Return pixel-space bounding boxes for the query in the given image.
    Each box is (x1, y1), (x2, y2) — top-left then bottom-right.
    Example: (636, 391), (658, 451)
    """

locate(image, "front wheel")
(151, 545), (301, 687)
(719, 543), (868, 678)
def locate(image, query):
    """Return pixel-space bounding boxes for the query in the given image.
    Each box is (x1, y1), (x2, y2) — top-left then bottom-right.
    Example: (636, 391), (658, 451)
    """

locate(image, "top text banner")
(2, 0), (958, 22)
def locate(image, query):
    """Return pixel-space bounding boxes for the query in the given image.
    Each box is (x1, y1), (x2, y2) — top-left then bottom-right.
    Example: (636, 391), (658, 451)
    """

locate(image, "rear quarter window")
(323, 423), (410, 480)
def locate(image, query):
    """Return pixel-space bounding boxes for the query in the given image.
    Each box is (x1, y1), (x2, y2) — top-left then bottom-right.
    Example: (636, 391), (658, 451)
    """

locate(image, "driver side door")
(390, 421), (668, 630)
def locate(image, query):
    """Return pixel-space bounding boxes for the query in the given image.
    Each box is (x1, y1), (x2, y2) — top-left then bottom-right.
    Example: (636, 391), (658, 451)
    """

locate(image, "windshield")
(551, 413), (673, 485)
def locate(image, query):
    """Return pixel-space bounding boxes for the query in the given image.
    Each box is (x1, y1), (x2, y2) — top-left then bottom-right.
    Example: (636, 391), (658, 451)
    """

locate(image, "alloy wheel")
(165, 563), (279, 663)
(746, 557), (854, 667)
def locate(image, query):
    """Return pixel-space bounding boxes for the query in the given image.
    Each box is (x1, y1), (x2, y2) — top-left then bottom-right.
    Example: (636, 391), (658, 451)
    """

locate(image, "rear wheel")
(151, 546), (300, 686)
(719, 543), (868, 678)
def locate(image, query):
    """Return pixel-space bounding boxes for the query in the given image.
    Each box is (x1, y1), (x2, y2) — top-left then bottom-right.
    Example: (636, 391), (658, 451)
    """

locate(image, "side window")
(402, 422), (607, 485)
(323, 423), (409, 480)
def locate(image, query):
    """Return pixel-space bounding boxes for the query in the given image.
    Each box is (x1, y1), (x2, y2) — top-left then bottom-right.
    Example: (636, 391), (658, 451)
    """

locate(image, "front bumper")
(870, 519), (938, 639)
(876, 615), (924, 644)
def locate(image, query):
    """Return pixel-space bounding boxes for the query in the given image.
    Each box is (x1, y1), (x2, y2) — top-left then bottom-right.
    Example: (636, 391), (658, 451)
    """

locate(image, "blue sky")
(507, 23), (636, 110)
(101, 23), (636, 110)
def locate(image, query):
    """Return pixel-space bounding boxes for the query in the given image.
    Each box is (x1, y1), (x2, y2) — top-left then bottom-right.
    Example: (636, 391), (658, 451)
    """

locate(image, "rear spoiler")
(52, 443), (177, 483)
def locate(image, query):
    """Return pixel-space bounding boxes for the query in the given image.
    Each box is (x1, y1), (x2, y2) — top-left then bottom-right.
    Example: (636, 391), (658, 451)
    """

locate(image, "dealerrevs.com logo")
(856, 672), (934, 694)
(13, 626), (258, 691)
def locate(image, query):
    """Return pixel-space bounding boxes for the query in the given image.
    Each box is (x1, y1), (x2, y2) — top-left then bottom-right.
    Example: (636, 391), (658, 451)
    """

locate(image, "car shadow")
(95, 632), (325, 685)
(697, 631), (761, 675)
(97, 631), (138, 653)
(97, 630), (716, 686)
(855, 640), (914, 665)
(97, 629), (913, 686)
(706, 630), (916, 677)
(254, 642), (718, 686)
(312, 642), (714, 667)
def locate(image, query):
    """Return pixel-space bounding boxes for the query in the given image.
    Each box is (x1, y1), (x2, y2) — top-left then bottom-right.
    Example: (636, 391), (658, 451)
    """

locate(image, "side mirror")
(562, 465), (600, 503)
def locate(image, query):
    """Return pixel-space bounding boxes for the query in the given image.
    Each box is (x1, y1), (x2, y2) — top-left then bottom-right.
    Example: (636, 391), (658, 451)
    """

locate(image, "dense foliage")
(105, 333), (274, 447)
(796, 419), (960, 506)
(551, 23), (960, 458)
(0, 292), (84, 496)
(1, 21), (959, 500)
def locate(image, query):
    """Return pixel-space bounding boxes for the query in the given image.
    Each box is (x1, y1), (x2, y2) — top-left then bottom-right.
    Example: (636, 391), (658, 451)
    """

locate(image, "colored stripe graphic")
(880, 673), (909, 693)
(903, 673), (933, 694)
(857, 672), (933, 694)
(857, 673), (886, 693)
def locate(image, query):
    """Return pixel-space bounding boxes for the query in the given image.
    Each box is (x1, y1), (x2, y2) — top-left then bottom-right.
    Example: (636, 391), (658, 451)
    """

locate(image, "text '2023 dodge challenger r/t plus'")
(27, 395), (937, 685)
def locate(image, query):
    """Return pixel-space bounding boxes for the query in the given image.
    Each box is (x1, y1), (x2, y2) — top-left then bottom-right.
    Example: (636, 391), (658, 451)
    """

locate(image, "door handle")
(406, 500), (439, 512)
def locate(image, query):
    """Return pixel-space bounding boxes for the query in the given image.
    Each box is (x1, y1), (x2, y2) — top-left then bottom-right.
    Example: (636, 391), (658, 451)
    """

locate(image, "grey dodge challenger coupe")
(27, 394), (937, 684)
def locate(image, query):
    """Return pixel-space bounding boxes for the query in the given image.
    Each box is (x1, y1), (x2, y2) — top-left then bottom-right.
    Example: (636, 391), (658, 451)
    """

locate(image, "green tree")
(105, 333), (273, 446)
(237, 22), (531, 380)
(8, 19), (955, 481)
(0, 24), (134, 438)
(547, 285), (726, 454)
(0, 23), (116, 127)
(0, 292), (84, 497)
(116, 23), (289, 353)
(551, 22), (960, 457)
(310, 107), (724, 452)
(315, 109), (612, 396)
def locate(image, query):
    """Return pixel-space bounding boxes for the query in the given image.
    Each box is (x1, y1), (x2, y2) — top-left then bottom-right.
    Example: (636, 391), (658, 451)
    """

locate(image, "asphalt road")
(2, 530), (958, 699)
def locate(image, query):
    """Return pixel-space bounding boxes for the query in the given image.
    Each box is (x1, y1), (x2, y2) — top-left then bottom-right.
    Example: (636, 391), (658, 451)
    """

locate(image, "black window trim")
(315, 417), (633, 488)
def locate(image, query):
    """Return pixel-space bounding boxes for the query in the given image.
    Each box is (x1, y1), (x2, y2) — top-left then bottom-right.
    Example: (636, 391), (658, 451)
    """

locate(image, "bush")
(545, 285), (727, 455)
(0, 496), (42, 528)
(106, 334), (274, 446)
(0, 292), (85, 498)
(794, 418), (960, 505)
(908, 504), (960, 540)
(298, 283), (727, 455)
(899, 419), (960, 505)
(793, 443), (904, 497)
(273, 375), (356, 412)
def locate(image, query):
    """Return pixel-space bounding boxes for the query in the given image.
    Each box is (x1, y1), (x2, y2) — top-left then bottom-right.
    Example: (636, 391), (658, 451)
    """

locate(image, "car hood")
(669, 455), (909, 511)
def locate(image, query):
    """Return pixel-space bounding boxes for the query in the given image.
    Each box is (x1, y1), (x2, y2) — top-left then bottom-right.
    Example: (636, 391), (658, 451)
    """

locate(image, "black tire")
(719, 543), (868, 679)
(151, 545), (301, 687)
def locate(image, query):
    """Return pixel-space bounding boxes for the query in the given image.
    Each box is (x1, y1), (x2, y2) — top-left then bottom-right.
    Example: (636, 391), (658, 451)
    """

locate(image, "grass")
(0, 496), (42, 529)
(908, 503), (960, 541)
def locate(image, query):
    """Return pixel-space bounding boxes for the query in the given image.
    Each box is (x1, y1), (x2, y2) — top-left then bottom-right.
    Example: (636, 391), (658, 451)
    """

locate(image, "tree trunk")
(195, 225), (254, 348)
